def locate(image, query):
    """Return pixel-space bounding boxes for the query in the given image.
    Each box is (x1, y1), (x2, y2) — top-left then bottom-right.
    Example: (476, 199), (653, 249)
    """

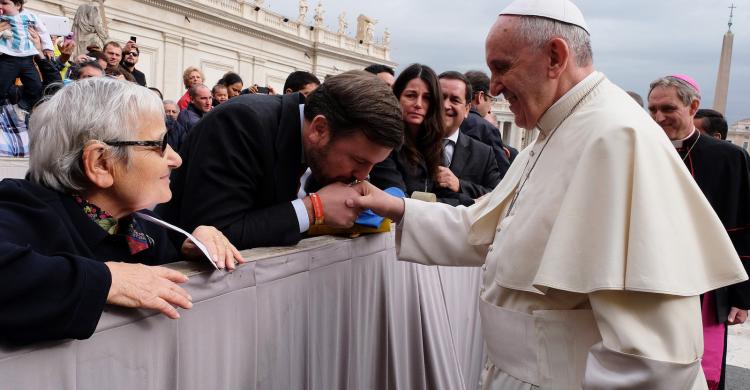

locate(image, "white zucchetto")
(500, 0), (590, 34)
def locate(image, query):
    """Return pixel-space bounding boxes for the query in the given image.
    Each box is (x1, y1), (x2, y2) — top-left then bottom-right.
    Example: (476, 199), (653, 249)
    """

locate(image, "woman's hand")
(27, 26), (43, 55)
(58, 39), (76, 63)
(182, 226), (246, 271)
(105, 262), (192, 319)
(74, 53), (90, 64)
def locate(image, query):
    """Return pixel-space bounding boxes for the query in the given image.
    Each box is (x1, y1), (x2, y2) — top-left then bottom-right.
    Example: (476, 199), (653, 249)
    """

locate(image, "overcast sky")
(267, 0), (748, 124)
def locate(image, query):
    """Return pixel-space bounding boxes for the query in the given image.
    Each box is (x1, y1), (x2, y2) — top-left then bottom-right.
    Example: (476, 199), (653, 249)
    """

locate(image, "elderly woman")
(0, 78), (244, 345)
(177, 66), (204, 110)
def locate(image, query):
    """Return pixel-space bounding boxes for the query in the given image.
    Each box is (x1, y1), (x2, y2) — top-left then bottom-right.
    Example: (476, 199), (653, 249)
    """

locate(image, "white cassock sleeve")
(396, 198), (488, 267)
(583, 290), (706, 389)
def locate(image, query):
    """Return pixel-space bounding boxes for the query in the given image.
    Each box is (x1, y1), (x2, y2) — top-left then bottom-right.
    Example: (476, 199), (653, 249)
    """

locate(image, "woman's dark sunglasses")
(103, 133), (169, 156)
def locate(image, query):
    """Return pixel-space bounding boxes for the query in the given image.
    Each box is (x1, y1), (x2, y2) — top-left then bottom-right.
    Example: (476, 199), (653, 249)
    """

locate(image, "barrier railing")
(0, 232), (484, 390)
(0, 157), (28, 179)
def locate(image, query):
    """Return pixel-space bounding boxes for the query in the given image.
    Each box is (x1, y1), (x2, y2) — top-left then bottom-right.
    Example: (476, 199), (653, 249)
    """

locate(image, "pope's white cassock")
(396, 72), (748, 389)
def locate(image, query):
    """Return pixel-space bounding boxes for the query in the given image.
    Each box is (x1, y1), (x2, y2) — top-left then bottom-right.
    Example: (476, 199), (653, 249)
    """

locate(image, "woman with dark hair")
(370, 63), (465, 205)
(218, 71), (243, 98)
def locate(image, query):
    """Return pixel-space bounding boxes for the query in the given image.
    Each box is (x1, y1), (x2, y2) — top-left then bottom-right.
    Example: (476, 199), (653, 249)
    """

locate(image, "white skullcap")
(500, 0), (589, 34)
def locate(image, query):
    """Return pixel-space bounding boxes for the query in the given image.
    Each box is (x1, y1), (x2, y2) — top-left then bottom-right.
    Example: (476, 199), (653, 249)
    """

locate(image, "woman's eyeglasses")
(103, 133), (169, 156)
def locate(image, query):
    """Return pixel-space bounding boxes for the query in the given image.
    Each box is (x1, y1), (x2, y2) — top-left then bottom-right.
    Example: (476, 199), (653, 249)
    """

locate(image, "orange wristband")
(309, 193), (325, 225)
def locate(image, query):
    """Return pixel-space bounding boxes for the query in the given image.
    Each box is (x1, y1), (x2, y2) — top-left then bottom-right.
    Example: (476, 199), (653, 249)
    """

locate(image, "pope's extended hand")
(184, 226), (246, 271)
(347, 181), (405, 222)
(105, 262), (192, 319)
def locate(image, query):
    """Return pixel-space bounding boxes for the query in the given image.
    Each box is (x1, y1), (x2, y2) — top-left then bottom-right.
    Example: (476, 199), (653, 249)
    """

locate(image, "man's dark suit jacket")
(158, 93), (307, 249)
(677, 133), (750, 321)
(450, 131), (502, 199)
(460, 108), (513, 176)
(369, 132), (501, 206)
(0, 179), (180, 345)
(131, 68), (147, 87)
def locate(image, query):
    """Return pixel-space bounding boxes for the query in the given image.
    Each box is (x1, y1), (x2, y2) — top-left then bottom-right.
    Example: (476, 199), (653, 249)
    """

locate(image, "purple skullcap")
(668, 74), (701, 95)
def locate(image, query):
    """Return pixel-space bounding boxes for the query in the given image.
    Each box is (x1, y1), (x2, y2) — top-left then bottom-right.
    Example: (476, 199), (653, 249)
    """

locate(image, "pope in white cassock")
(349, 0), (748, 389)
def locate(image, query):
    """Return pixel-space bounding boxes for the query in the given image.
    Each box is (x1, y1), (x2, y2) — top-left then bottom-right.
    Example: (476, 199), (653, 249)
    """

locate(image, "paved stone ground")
(726, 322), (750, 388)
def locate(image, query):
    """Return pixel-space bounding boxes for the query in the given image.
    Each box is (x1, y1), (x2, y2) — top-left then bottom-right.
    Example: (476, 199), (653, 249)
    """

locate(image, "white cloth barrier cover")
(0, 233), (484, 389)
(0, 157), (29, 179)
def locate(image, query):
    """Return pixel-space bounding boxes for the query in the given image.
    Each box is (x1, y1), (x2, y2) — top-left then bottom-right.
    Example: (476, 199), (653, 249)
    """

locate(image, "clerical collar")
(671, 128), (698, 149)
(536, 71), (603, 137)
(444, 128), (460, 144)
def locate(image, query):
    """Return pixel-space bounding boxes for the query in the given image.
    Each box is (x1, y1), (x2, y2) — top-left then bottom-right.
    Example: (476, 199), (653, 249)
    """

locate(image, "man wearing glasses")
(121, 41), (146, 87)
(462, 70), (516, 177)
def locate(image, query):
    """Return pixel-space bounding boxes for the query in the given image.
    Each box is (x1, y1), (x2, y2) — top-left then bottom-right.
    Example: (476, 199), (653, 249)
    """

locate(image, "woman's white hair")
(514, 16), (593, 67)
(28, 77), (164, 193)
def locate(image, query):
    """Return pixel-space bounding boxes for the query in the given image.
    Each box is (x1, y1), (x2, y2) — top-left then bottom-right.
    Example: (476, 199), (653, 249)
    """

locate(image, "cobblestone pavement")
(727, 322), (750, 388)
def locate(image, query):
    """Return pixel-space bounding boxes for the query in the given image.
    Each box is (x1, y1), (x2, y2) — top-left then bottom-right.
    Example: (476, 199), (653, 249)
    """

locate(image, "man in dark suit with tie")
(158, 71), (404, 249)
(434, 71), (502, 204)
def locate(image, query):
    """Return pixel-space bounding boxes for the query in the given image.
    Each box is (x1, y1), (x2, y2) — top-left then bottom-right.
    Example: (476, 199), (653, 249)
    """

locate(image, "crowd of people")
(1, 0), (750, 388)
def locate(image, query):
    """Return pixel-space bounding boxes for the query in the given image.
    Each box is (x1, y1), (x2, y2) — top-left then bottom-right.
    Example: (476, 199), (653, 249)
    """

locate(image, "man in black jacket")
(649, 74), (750, 389)
(175, 84), (211, 134)
(121, 43), (147, 86)
(159, 71), (404, 249)
(462, 70), (516, 176)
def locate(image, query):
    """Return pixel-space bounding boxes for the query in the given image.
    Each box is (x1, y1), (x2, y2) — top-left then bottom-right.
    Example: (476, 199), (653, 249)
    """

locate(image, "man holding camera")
(121, 38), (146, 86)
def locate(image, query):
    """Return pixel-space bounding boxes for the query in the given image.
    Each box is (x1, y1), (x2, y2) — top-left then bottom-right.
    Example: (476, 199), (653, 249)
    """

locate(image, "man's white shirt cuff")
(291, 199), (310, 233)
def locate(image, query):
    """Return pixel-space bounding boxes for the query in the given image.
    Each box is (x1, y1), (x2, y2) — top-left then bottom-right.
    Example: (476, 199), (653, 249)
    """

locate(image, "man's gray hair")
(28, 78), (164, 193)
(648, 77), (701, 106)
(514, 16), (593, 67)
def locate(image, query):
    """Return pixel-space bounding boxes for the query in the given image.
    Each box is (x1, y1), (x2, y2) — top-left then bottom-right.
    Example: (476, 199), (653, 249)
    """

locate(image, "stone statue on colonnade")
(355, 14), (377, 43)
(366, 24), (374, 42)
(297, 0), (308, 23)
(337, 12), (348, 34)
(72, 3), (108, 56)
(314, 2), (324, 28)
